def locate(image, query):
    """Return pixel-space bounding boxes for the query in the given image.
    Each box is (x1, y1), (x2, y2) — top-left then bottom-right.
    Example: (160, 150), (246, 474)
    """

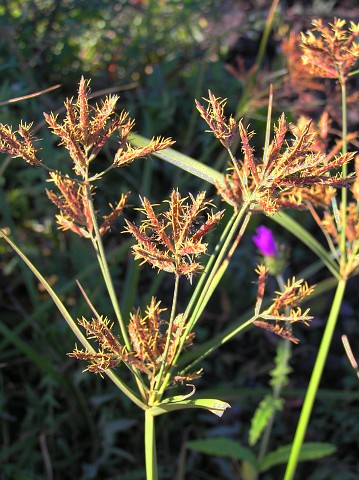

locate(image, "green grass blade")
(130, 133), (224, 186)
(186, 438), (258, 469)
(261, 442), (336, 472)
(148, 397), (231, 417)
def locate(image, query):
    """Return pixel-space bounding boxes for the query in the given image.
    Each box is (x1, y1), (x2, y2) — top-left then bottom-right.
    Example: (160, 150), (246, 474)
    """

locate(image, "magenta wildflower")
(253, 226), (278, 257)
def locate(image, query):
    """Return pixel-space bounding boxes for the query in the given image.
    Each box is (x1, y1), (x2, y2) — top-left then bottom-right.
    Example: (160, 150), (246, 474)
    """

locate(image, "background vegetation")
(1, 1), (359, 479)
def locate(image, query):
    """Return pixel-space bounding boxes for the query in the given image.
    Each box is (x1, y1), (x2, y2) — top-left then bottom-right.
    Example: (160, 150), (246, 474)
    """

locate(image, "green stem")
(86, 185), (149, 399)
(154, 274), (180, 398)
(340, 80), (348, 270)
(158, 203), (251, 395)
(145, 410), (158, 480)
(183, 211), (237, 322)
(86, 184), (131, 349)
(189, 202), (251, 329)
(284, 278), (347, 480)
(258, 340), (291, 466)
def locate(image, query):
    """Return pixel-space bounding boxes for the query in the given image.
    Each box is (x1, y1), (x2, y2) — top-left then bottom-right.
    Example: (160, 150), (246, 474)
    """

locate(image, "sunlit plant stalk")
(284, 18), (359, 480)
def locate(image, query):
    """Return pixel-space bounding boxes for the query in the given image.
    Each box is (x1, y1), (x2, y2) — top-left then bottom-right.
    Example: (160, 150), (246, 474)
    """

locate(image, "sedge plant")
(283, 18), (359, 480)
(0, 61), (355, 479)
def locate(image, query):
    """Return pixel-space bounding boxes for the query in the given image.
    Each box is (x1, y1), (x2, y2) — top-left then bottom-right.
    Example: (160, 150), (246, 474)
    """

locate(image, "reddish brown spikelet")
(267, 277), (314, 316)
(0, 122), (41, 166)
(253, 267), (314, 343)
(68, 315), (124, 376)
(78, 316), (123, 355)
(254, 265), (268, 315)
(191, 210), (224, 243)
(253, 320), (300, 344)
(129, 309), (159, 364)
(195, 91), (238, 148)
(215, 114), (355, 214)
(114, 136), (174, 168)
(99, 193), (129, 235)
(140, 197), (174, 252)
(46, 173), (94, 237)
(126, 190), (222, 279)
(68, 348), (122, 376)
(265, 114), (288, 173)
(125, 219), (174, 270)
(77, 76), (90, 138)
(127, 298), (169, 377)
(300, 18), (359, 83)
(281, 31), (326, 96)
(239, 121), (258, 184)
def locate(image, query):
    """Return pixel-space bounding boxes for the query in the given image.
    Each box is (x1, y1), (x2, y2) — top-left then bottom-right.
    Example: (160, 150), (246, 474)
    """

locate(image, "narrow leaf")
(148, 398), (231, 417)
(260, 442), (336, 472)
(130, 133), (224, 186)
(187, 438), (258, 468)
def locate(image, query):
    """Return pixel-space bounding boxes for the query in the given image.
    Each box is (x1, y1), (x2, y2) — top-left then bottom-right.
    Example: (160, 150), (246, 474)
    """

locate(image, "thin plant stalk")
(340, 81), (348, 268)
(284, 278), (346, 480)
(157, 202), (251, 397)
(284, 79), (349, 479)
(85, 184), (131, 350)
(145, 410), (158, 480)
(153, 274), (180, 401)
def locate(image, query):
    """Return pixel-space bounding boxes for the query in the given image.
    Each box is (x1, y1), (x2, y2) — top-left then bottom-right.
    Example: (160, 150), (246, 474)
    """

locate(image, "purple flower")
(253, 226), (278, 257)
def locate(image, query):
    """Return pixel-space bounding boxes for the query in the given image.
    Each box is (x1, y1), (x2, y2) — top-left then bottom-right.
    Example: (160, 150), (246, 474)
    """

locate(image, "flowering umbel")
(196, 92), (354, 214)
(0, 77), (174, 238)
(0, 121), (41, 166)
(300, 18), (359, 84)
(253, 265), (314, 344)
(125, 190), (223, 279)
(68, 298), (196, 389)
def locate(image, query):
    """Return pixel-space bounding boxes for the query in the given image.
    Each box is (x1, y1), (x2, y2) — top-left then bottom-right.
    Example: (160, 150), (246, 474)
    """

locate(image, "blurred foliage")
(1, 0), (359, 479)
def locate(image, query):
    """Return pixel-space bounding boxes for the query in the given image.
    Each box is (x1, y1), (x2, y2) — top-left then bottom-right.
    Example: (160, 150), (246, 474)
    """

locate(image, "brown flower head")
(195, 90), (238, 148)
(282, 31), (326, 97)
(125, 190), (223, 279)
(0, 121), (41, 166)
(253, 265), (314, 344)
(46, 172), (129, 237)
(322, 203), (359, 278)
(43, 77), (175, 178)
(197, 94), (355, 214)
(300, 18), (359, 84)
(68, 298), (195, 387)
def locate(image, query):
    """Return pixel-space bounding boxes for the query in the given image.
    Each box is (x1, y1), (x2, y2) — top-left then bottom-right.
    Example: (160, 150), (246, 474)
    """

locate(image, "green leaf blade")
(260, 442), (336, 472)
(187, 438), (258, 469)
